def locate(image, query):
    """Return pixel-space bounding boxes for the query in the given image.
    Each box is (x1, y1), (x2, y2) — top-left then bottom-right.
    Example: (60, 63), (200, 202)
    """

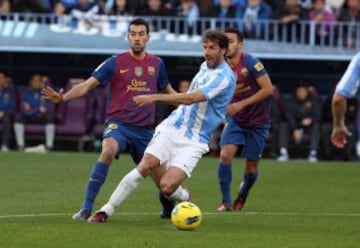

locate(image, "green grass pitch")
(0, 152), (359, 248)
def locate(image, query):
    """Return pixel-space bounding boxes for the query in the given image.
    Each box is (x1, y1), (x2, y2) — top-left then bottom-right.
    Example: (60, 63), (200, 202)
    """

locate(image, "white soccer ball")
(171, 201), (202, 230)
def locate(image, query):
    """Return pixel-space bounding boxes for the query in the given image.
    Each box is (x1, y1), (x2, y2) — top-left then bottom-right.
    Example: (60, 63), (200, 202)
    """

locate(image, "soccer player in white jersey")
(88, 29), (236, 223)
(332, 52), (360, 148)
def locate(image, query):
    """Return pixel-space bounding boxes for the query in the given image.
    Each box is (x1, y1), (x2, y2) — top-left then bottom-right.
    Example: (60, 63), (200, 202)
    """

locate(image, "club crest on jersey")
(241, 68), (248, 76)
(135, 66), (143, 77)
(148, 67), (155, 75)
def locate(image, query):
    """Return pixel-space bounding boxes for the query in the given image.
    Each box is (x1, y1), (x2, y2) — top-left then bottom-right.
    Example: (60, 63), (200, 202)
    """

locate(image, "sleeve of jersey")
(246, 55), (267, 78)
(199, 72), (230, 100)
(157, 59), (170, 91)
(91, 55), (116, 87)
(335, 54), (360, 98)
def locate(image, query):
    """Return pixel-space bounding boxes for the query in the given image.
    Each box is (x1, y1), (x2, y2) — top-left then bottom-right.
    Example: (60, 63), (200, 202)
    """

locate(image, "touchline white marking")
(0, 211), (359, 219)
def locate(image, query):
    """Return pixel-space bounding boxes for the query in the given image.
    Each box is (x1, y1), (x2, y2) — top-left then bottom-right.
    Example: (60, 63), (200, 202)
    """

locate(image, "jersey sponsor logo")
(254, 62), (264, 72)
(127, 79), (150, 92)
(234, 83), (251, 95)
(148, 66), (155, 75)
(135, 66), (143, 77)
(120, 69), (128, 74)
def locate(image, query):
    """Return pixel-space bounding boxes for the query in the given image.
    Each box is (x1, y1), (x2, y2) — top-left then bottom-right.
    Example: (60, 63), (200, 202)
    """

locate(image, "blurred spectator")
(176, 0), (200, 34)
(321, 91), (357, 160)
(338, 0), (360, 48)
(277, 82), (322, 162)
(205, 0), (237, 18)
(14, 74), (55, 151)
(308, 0), (337, 45)
(0, 69), (15, 152)
(236, 0), (272, 39)
(13, 0), (56, 13)
(271, 0), (308, 42)
(263, 0), (283, 13)
(298, 0), (311, 9)
(268, 85), (284, 158)
(327, 0), (346, 14)
(103, 0), (134, 15)
(0, 0), (11, 13)
(70, 0), (102, 28)
(137, 0), (176, 31)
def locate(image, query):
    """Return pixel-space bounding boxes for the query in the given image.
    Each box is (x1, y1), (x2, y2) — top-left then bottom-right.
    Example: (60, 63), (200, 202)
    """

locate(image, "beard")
(131, 46), (145, 56)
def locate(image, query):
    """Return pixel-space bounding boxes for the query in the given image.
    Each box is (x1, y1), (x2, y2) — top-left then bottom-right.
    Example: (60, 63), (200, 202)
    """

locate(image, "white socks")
(100, 168), (144, 216)
(169, 186), (190, 202)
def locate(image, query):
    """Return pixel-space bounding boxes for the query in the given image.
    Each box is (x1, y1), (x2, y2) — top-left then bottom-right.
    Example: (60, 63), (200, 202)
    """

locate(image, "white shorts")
(145, 127), (209, 177)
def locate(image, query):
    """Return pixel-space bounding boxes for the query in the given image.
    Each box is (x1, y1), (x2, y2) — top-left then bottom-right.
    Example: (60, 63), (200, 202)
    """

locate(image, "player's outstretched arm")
(134, 90), (206, 106)
(42, 76), (100, 103)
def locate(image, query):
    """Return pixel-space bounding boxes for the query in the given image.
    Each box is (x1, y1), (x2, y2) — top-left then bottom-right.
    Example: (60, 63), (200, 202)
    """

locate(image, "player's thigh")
(243, 127), (269, 161)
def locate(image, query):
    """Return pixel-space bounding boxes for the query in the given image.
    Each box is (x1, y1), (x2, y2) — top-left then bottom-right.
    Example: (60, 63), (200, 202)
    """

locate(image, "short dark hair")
(128, 18), (150, 34)
(224, 27), (244, 42)
(203, 29), (229, 50)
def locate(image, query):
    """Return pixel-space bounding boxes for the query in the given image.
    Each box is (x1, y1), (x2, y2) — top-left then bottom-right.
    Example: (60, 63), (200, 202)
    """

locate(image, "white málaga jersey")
(158, 61), (236, 144)
(336, 52), (360, 98)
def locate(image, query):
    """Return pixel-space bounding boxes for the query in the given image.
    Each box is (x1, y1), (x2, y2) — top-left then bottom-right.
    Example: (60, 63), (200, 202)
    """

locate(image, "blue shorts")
(102, 120), (154, 164)
(220, 117), (269, 161)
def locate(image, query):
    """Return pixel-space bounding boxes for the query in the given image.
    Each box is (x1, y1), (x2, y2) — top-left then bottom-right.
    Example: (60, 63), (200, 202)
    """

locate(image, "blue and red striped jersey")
(92, 51), (170, 127)
(231, 53), (270, 127)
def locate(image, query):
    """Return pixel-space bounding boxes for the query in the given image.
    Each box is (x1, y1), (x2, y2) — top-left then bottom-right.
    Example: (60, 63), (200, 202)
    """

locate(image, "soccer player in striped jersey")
(332, 52), (360, 149)
(42, 18), (177, 220)
(217, 28), (273, 212)
(87, 29), (236, 223)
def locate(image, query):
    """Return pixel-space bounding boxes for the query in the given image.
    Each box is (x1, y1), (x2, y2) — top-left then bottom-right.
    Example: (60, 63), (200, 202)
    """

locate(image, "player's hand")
(331, 126), (352, 148)
(42, 86), (64, 103)
(133, 95), (156, 106)
(226, 102), (244, 116)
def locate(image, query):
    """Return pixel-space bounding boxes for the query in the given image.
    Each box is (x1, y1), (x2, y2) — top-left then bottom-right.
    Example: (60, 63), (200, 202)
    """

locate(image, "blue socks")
(218, 162), (232, 202)
(81, 161), (109, 212)
(239, 170), (258, 197)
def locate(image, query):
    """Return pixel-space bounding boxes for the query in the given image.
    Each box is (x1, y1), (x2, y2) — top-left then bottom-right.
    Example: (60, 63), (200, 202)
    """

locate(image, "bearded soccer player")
(217, 27), (273, 212)
(42, 18), (176, 220)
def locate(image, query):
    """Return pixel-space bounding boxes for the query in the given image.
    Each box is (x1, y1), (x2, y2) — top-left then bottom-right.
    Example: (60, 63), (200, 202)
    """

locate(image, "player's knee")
(99, 147), (116, 164)
(159, 180), (176, 196)
(220, 150), (234, 164)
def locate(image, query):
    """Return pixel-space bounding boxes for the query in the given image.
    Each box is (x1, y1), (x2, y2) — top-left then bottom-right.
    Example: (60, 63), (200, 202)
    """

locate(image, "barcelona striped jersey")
(231, 52), (270, 128)
(92, 51), (169, 127)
